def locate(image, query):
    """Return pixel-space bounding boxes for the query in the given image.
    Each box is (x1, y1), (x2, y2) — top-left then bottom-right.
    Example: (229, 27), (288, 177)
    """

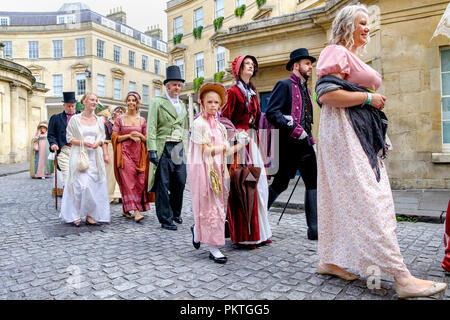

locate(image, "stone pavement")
(0, 164), (449, 301)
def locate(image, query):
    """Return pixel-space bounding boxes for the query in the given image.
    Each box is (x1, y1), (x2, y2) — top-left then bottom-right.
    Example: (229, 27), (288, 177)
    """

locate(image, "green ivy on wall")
(193, 26), (203, 39)
(213, 17), (224, 32)
(193, 77), (204, 93)
(214, 71), (226, 83)
(256, 0), (267, 9)
(173, 33), (183, 45)
(234, 5), (246, 18)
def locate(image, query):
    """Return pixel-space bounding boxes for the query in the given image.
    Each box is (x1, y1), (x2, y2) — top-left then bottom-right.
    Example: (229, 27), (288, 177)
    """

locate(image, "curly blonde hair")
(329, 4), (370, 53)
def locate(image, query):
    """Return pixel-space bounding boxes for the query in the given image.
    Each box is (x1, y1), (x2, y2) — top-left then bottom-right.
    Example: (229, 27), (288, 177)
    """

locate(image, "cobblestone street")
(0, 171), (449, 301)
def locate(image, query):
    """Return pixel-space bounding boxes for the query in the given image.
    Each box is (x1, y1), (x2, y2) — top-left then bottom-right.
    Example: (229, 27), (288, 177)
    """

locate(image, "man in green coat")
(147, 66), (188, 231)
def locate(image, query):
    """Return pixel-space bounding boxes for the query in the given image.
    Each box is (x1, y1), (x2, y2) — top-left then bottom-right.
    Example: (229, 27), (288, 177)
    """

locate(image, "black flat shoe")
(209, 253), (227, 264)
(191, 225), (200, 249)
(173, 217), (183, 224)
(161, 223), (177, 231)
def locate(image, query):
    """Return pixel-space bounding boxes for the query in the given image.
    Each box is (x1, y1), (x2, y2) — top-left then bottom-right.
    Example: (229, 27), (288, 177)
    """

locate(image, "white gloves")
(313, 144), (317, 153)
(299, 131), (308, 140)
(236, 131), (250, 146)
(283, 115), (294, 126)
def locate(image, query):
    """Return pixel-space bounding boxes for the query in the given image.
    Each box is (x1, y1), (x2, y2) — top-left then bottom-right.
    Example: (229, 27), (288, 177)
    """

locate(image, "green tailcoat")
(146, 95), (188, 191)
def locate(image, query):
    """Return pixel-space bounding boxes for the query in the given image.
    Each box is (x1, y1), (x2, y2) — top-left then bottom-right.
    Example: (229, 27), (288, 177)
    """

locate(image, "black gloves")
(148, 150), (159, 166)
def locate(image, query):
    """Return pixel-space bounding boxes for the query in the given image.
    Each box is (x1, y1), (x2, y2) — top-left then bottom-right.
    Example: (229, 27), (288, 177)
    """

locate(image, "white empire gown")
(60, 125), (110, 223)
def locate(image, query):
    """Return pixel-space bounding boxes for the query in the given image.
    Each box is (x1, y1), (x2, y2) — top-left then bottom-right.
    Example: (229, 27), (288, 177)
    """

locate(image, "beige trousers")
(58, 145), (71, 186)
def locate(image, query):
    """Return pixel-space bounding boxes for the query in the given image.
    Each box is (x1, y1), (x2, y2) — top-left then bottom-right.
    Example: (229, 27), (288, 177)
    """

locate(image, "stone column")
(9, 81), (19, 163)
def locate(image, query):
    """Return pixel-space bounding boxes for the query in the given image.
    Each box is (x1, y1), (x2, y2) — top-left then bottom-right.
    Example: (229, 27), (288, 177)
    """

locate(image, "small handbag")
(206, 143), (223, 197)
(77, 139), (90, 172)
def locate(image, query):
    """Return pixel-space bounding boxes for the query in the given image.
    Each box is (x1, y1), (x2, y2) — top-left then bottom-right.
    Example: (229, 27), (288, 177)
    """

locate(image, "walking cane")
(277, 173), (302, 225)
(54, 153), (58, 210)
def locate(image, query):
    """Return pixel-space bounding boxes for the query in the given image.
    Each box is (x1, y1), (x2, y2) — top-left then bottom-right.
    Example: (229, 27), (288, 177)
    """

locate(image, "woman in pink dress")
(315, 4), (447, 298)
(112, 92), (153, 223)
(188, 83), (247, 264)
(30, 121), (53, 179)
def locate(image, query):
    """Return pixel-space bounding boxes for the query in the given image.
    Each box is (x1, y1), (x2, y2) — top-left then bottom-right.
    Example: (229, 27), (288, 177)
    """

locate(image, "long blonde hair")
(329, 4), (369, 54)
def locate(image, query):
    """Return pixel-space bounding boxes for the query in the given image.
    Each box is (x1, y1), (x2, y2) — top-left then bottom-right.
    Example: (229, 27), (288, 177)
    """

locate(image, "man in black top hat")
(47, 92), (78, 187)
(147, 65), (188, 231)
(265, 48), (318, 240)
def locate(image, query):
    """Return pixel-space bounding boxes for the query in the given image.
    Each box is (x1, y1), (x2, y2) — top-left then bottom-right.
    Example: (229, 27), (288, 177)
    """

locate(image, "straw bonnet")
(198, 82), (227, 108)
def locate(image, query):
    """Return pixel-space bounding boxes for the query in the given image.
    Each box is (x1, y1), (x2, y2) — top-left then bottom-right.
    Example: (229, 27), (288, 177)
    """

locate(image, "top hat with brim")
(164, 65), (185, 85)
(286, 48), (316, 71)
(198, 82), (227, 108)
(62, 92), (77, 103)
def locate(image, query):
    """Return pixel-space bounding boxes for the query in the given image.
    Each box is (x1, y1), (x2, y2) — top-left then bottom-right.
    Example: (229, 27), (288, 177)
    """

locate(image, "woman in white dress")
(60, 92), (111, 226)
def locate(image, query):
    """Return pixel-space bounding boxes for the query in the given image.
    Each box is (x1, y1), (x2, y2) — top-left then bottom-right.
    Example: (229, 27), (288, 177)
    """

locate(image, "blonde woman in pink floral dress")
(315, 4), (447, 298)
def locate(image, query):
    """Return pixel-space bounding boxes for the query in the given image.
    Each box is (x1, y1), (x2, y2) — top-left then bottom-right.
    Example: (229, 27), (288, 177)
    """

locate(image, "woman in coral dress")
(112, 92), (154, 223)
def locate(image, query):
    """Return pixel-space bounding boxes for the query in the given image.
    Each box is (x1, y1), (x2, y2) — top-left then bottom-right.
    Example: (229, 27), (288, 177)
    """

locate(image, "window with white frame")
(0, 17), (10, 26)
(195, 52), (204, 78)
(2, 41), (12, 59)
(76, 38), (85, 57)
(113, 45), (121, 63)
(101, 17), (116, 30)
(53, 40), (63, 58)
(28, 41), (39, 59)
(33, 74), (40, 82)
(53, 74), (63, 97)
(129, 50), (135, 67)
(76, 73), (86, 96)
(194, 8), (203, 28)
(215, 0), (224, 18)
(175, 58), (184, 80)
(57, 14), (76, 24)
(216, 46), (225, 72)
(120, 25), (133, 37)
(142, 55), (148, 71)
(114, 78), (122, 100)
(155, 87), (161, 97)
(142, 85), (149, 104)
(97, 39), (105, 58)
(236, 0), (245, 7)
(129, 81), (136, 92)
(154, 59), (160, 75)
(174, 16), (183, 35)
(97, 74), (106, 97)
(441, 48), (450, 149)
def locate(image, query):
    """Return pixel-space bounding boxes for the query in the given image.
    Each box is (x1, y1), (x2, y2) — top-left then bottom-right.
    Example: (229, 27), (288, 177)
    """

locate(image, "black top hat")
(164, 65), (185, 85)
(62, 92), (77, 103)
(286, 48), (316, 71)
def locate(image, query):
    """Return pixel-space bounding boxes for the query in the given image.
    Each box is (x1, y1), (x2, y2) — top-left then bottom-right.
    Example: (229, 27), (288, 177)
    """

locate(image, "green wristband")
(365, 92), (372, 105)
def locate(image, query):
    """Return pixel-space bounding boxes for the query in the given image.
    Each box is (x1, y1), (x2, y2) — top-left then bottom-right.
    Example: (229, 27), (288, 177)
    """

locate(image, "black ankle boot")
(305, 189), (318, 240)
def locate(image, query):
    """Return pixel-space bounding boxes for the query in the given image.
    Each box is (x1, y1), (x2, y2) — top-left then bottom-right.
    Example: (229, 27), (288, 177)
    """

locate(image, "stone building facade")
(0, 58), (47, 164)
(168, 0), (450, 189)
(0, 2), (168, 119)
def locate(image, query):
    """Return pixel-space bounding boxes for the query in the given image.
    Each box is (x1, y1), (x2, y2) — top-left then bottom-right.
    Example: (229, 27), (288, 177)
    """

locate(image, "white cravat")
(165, 91), (181, 115)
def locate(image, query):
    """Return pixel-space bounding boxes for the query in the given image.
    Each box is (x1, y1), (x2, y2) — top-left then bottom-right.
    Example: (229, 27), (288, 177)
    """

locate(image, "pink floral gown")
(188, 115), (229, 246)
(316, 45), (409, 277)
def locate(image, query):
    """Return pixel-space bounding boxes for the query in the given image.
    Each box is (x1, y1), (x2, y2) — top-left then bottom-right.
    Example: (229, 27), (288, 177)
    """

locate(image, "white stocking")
(208, 245), (225, 258)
